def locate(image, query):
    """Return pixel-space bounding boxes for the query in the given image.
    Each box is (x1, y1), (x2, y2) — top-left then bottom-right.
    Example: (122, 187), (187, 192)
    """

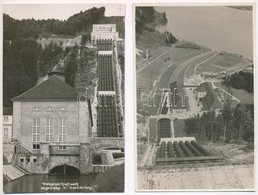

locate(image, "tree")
(64, 50), (77, 87)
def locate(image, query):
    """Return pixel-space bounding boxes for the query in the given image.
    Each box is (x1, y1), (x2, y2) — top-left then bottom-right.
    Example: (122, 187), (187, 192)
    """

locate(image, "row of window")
(3, 128), (8, 137)
(19, 157), (37, 163)
(32, 118), (67, 142)
(3, 116), (9, 121)
(32, 144), (66, 150)
(33, 107), (67, 111)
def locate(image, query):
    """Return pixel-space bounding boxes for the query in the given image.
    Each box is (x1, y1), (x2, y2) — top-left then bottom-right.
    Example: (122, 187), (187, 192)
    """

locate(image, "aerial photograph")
(3, 4), (125, 193)
(136, 5), (254, 190)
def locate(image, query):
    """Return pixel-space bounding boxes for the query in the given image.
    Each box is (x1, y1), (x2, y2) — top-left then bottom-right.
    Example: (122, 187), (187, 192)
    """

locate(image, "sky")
(3, 4), (125, 20)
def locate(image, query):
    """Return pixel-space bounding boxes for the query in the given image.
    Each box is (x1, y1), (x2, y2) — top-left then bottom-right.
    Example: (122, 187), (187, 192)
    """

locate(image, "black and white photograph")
(135, 5), (255, 190)
(2, 3), (125, 193)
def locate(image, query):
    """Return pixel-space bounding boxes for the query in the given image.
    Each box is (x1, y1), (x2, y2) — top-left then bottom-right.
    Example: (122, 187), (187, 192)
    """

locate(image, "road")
(137, 47), (174, 73)
(158, 51), (216, 89)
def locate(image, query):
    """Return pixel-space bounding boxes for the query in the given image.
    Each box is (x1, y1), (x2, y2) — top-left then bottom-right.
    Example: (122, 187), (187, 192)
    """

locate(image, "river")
(155, 6), (253, 58)
(3, 174), (98, 193)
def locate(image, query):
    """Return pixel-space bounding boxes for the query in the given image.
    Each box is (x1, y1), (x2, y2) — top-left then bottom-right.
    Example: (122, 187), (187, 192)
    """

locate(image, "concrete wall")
(15, 101), (81, 151)
(79, 143), (92, 174)
(3, 143), (15, 163)
(89, 137), (124, 152)
(79, 102), (91, 142)
(49, 156), (80, 172)
(3, 115), (13, 143)
(14, 153), (50, 174)
(50, 145), (80, 155)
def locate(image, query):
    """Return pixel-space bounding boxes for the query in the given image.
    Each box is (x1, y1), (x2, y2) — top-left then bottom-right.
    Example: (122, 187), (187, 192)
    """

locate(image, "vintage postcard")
(2, 3), (125, 193)
(135, 4), (255, 191)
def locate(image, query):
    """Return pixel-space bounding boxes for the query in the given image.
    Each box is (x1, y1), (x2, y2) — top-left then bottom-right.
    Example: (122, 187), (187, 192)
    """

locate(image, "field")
(196, 52), (249, 74)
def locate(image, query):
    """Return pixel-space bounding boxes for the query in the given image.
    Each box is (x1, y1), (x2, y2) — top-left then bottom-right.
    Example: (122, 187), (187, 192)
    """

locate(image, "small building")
(91, 24), (119, 45)
(11, 73), (93, 174)
(3, 107), (13, 143)
(196, 82), (222, 112)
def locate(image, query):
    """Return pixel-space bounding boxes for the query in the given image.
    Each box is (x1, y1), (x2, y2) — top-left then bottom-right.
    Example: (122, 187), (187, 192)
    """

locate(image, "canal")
(4, 174), (98, 193)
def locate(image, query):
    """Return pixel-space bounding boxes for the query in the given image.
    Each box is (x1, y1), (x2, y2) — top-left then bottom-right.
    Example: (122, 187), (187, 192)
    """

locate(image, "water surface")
(155, 6), (253, 58)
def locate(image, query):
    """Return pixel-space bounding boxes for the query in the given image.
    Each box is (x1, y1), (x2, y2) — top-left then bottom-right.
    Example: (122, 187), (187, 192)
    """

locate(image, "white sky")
(3, 4), (125, 20)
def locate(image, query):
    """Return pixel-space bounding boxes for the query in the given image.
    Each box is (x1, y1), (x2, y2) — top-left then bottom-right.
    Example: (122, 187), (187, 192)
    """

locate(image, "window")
(58, 146), (67, 150)
(32, 118), (40, 142)
(32, 158), (37, 162)
(45, 118), (53, 142)
(47, 107), (53, 111)
(60, 107), (67, 111)
(20, 158), (24, 163)
(27, 158), (30, 163)
(58, 118), (67, 142)
(32, 107), (40, 112)
(4, 128), (8, 138)
(32, 144), (40, 150)
(3, 116), (8, 121)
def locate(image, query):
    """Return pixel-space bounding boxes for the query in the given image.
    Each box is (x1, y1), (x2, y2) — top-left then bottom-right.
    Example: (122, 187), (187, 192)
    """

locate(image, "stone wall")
(89, 137), (124, 152)
(16, 101), (81, 151)
(49, 156), (80, 172)
(79, 143), (92, 174)
(79, 102), (91, 143)
(3, 143), (15, 163)
(13, 101), (21, 141)
(14, 153), (50, 174)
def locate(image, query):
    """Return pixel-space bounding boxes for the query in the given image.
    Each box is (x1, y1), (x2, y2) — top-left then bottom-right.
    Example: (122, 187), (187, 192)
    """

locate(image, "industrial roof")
(12, 75), (79, 101)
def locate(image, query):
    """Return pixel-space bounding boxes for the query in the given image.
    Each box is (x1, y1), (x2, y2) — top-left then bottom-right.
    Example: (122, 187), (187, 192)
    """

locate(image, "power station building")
(91, 24), (119, 45)
(7, 24), (124, 175)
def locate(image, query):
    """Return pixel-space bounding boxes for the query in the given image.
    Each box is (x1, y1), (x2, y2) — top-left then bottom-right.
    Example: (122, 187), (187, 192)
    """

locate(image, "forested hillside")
(135, 7), (176, 47)
(223, 71), (253, 93)
(3, 7), (124, 107)
(184, 103), (254, 143)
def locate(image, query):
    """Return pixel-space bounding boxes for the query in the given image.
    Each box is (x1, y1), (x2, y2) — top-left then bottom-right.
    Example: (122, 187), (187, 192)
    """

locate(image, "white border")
(0, 0), (257, 195)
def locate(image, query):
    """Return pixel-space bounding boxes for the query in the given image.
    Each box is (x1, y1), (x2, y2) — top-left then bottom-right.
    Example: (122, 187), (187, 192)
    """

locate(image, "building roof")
(3, 107), (13, 115)
(199, 82), (221, 111)
(12, 75), (79, 101)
